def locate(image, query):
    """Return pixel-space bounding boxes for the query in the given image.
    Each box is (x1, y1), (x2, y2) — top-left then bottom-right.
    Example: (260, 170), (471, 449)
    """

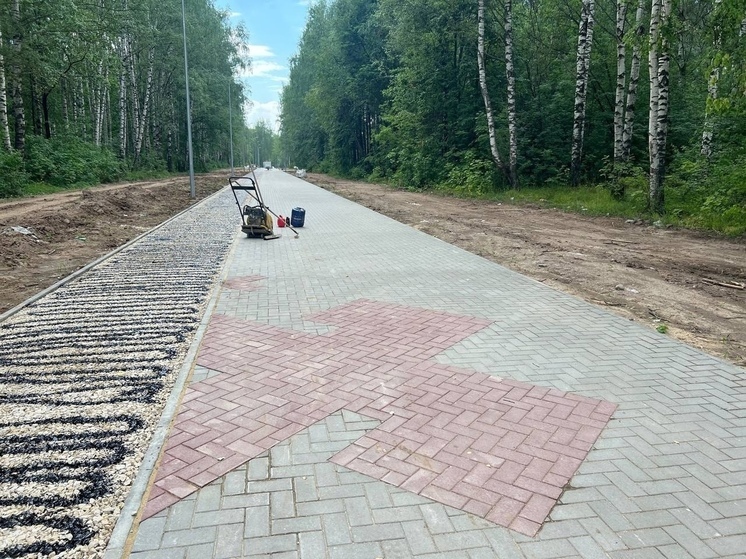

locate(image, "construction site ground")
(0, 171), (744, 367)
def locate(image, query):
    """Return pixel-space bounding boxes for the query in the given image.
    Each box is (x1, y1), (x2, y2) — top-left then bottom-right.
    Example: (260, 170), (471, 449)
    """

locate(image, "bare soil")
(0, 173), (227, 315)
(1, 171), (744, 366)
(305, 173), (746, 367)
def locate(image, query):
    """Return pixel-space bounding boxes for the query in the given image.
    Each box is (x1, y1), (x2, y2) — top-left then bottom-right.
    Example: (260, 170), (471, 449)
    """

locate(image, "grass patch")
(22, 182), (70, 196)
(431, 179), (745, 237)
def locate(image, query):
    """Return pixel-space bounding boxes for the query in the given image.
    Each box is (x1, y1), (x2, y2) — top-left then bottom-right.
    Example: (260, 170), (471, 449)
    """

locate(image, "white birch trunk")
(648, 0), (661, 178)
(701, 0), (723, 158)
(61, 78), (70, 130)
(119, 40), (128, 158)
(613, 0), (628, 163)
(570, 0), (595, 186)
(92, 63), (101, 146)
(504, 0), (518, 187)
(134, 48), (155, 161)
(477, 0), (508, 182)
(128, 40), (141, 148)
(0, 30), (12, 151)
(622, 0), (644, 160)
(10, 0), (25, 151)
(654, 0), (672, 206)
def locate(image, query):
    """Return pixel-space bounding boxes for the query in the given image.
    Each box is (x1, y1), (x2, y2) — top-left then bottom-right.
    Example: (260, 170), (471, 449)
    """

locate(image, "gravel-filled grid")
(0, 189), (237, 558)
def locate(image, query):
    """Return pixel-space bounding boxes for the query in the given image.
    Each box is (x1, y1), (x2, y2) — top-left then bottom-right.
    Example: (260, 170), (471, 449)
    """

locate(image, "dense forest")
(0, 0), (262, 196)
(280, 0), (746, 233)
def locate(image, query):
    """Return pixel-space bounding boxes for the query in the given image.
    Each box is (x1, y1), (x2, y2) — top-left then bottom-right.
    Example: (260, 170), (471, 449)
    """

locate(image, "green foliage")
(656, 324), (669, 334)
(599, 158), (647, 200)
(24, 136), (124, 187)
(440, 151), (499, 195)
(0, 151), (29, 198)
(277, 0), (745, 236)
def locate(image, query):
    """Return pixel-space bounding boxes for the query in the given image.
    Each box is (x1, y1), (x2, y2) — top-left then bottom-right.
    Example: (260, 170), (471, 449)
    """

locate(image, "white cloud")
(251, 60), (287, 78)
(227, 11), (241, 18)
(246, 100), (281, 131)
(248, 44), (274, 59)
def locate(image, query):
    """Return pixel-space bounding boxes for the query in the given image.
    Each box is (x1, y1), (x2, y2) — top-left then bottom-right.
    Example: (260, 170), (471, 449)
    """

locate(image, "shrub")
(25, 135), (124, 187)
(0, 151), (28, 197)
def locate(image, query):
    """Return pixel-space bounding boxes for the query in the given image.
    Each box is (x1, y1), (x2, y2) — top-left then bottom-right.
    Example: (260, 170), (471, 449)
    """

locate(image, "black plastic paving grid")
(0, 188), (237, 558)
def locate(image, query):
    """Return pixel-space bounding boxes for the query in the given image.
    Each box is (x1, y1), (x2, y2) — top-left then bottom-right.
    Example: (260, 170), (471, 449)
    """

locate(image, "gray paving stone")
(244, 534), (298, 555)
(161, 526), (218, 548)
(130, 548), (187, 559)
(195, 484), (222, 512)
(215, 524), (243, 559)
(402, 520), (437, 555)
(165, 498), (196, 532)
(131, 515), (167, 551)
(122, 173), (746, 559)
(322, 512), (352, 546)
(298, 531), (325, 559)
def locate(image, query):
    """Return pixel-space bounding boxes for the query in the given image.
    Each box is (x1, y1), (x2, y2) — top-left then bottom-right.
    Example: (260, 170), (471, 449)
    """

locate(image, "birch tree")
(648, 0), (672, 214)
(9, 0), (25, 151)
(701, 0), (723, 158)
(613, 0), (629, 164)
(0, 30), (12, 151)
(504, 0), (518, 187)
(622, 0), (645, 161)
(570, 0), (595, 186)
(478, 0), (508, 184)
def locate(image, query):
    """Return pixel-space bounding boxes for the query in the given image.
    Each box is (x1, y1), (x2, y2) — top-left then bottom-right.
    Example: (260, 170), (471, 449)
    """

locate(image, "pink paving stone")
(155, 475), (199, 499)
(144, 299), (616, 537)
(487, 497), (525, 527)
(510, 516), (541, 538)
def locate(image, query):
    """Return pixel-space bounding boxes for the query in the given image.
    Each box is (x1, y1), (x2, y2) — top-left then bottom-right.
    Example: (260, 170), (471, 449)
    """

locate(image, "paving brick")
(131, 516), (167, 551)
(298, 531), (325, 559)
(243, 534), (297, 555)
(215, 524), (243, 559)
(123, 174), (746, 559)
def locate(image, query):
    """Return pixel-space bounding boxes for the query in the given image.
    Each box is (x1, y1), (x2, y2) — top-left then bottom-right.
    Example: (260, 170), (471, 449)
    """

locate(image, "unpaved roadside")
(0, 173), (227, 315)
(1, 171), (744, 367)
(305, 173), (746, 367)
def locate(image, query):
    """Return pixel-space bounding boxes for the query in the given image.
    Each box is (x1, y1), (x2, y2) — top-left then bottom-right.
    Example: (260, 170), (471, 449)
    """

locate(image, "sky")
(216, 0), (312, 132)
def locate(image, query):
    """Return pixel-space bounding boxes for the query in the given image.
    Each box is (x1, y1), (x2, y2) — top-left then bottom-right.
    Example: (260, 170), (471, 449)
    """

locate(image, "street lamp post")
(180, 0), (196, 199)
(228, 80), (234, 175)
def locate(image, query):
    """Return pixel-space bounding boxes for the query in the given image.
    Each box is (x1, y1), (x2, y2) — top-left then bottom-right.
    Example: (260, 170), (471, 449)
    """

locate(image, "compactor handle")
(229, 176), (257, 191)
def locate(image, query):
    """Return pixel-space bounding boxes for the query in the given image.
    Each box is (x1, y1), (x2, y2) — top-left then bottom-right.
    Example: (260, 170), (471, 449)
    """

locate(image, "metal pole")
(228, 80), (234, 175)
(181, 0), (196, 199)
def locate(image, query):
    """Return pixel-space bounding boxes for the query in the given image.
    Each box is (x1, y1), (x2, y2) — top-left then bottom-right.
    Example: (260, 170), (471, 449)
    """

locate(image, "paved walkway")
(112, 170), (744, 558)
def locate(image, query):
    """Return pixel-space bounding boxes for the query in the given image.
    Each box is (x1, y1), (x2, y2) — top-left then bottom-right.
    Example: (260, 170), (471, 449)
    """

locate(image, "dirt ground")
(1, 172), (744, 367)
(305, 173), (746, 367)
(0, 172), (227, 315)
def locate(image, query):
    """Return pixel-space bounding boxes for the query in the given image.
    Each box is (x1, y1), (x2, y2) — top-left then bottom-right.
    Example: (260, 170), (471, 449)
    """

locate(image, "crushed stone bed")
(0, 189), (237, 558)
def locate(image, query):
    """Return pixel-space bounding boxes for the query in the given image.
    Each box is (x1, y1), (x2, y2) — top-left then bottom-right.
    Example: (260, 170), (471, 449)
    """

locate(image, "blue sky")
(216, 0), (311, 131)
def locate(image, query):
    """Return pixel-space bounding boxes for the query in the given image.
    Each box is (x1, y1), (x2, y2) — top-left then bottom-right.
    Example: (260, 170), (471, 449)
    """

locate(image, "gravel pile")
(0, 189), (237, 558)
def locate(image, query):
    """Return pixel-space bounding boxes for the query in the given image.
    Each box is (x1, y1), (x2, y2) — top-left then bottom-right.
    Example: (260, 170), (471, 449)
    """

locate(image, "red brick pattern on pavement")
(221, 275), (265, 291)
(146, 299), (616, 536)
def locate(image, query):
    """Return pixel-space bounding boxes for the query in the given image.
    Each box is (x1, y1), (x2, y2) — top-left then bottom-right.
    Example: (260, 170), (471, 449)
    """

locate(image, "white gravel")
(0, 188), (238, 558)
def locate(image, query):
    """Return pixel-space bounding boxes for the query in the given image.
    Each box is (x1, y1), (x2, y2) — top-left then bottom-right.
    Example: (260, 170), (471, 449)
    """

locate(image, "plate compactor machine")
(229, 175), (299, 240)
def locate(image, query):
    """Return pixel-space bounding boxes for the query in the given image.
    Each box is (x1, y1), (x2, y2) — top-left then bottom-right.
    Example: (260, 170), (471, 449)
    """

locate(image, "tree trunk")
(622, 0), (644, 161)
(119, 42), (128, 159)
(701, 0), (723, 158)
(570, 0), (595, 186)
(134, 48), (155, 162)
(648, 0), (671, 214)
(10, 0), (25, 152)
(62, 78), (70, 131)
(504, 0), (518, 188)
(613, 0), (628, 164)
(477, 0), (510, 185)
(42, 92), (51, 139)
(0, 31), (12, 151)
